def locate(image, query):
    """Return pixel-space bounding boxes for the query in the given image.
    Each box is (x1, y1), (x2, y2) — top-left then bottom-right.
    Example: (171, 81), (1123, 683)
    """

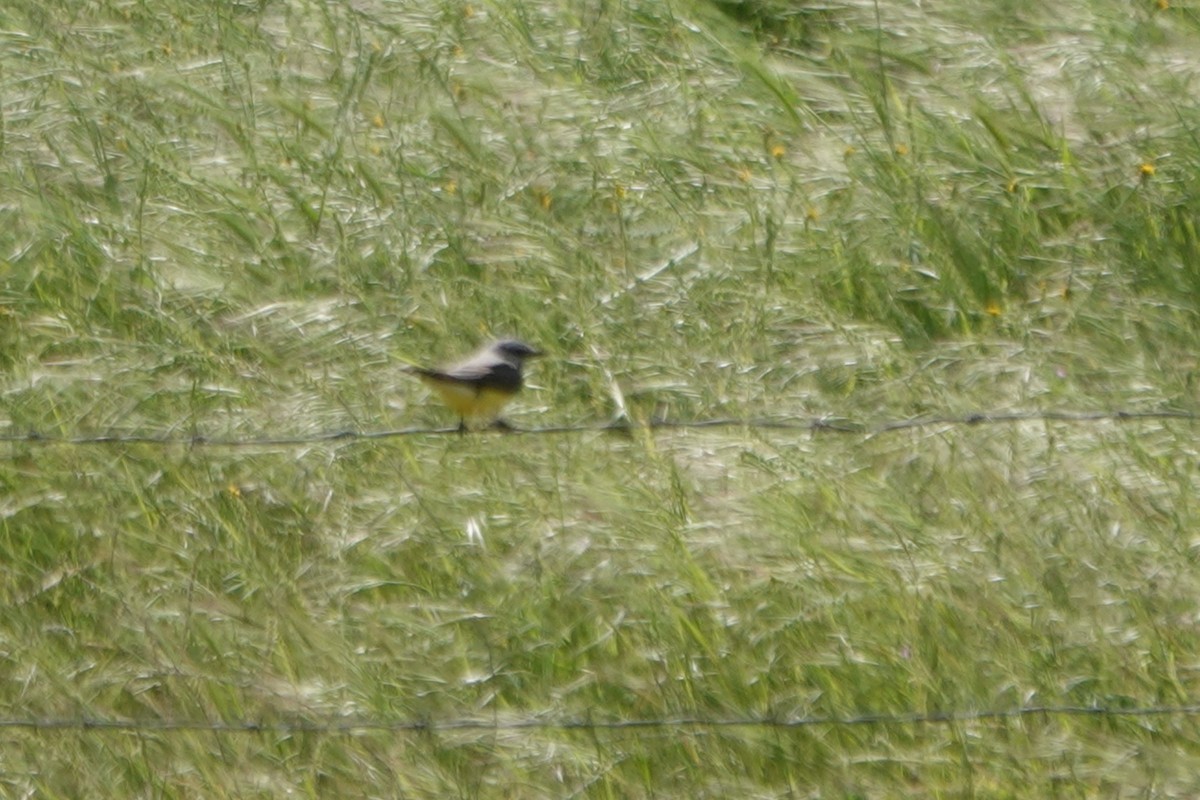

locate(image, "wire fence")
(4, 705), (1200, 735)
(6, 413), (1197, 740)
(0, 409), (1194, 448)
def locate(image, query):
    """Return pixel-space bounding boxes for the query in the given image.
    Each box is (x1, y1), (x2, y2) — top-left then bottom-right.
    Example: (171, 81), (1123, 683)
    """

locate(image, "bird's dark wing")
(410, 361), (523, 393)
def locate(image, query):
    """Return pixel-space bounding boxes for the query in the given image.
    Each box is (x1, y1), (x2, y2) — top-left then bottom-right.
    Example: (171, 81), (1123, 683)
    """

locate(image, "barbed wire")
(3, 704), (1200, 734)
(0, 409), (1193, 448)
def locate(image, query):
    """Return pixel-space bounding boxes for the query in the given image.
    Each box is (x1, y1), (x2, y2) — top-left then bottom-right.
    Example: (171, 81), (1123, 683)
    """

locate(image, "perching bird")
(404, 339), (542, 430)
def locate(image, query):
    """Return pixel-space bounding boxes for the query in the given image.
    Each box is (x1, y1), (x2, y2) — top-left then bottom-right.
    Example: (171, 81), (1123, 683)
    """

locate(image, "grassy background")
(2, 0), (1200, 795)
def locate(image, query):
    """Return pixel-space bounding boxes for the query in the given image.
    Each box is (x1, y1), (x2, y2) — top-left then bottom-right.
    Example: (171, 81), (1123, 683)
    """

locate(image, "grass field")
(3, 0), (1200, 796)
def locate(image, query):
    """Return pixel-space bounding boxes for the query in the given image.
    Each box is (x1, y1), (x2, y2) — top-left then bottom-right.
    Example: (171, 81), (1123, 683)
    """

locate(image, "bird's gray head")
(490, 339), (542, 363)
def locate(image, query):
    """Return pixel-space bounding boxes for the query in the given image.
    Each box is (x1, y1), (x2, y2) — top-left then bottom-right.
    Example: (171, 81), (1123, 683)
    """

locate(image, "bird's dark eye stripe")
(499, 341), (537, 356)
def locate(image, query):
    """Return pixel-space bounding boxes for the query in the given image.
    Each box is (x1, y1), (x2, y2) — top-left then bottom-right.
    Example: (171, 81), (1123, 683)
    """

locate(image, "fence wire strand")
(4, 705), (1200, 735)
(0, 409), (1194, 448)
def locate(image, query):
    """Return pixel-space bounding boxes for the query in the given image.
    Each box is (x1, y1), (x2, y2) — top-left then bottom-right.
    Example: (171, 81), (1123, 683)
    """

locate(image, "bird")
(404, 339), (542, 431)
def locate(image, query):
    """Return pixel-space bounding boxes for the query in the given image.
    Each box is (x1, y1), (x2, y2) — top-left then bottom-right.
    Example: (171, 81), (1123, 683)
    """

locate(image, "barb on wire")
(0, 409), (1193, 448)
(4, 704), (1200, 735)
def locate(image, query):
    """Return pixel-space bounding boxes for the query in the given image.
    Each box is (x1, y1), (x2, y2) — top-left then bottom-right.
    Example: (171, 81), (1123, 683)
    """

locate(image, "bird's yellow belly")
(423, 379), (516, 419)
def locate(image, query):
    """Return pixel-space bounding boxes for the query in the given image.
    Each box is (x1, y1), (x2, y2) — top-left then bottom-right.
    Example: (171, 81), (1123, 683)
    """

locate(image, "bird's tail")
(400, 364), (436, 379)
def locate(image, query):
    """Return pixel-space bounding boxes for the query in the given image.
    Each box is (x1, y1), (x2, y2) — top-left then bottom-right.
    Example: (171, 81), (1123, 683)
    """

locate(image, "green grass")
(3, 0), (1200, 795)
